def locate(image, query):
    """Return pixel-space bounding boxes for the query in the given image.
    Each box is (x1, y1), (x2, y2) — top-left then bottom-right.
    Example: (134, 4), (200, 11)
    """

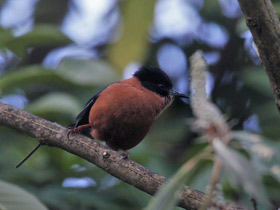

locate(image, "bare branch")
(237, 0), (280, 112)
(16, 142), (42, 168)
(0, 102), (244, 210)
(200, 158), (223, 210)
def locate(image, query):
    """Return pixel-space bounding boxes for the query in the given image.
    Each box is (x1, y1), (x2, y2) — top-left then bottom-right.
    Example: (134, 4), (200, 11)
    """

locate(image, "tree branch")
(237, 0), (280, 112)
(0, 102), (243, 210)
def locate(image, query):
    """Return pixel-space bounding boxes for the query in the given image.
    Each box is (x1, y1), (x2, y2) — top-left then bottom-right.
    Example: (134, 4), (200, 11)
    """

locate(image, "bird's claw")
(121, 151), (130, 160)
(67, 127), (80, 139)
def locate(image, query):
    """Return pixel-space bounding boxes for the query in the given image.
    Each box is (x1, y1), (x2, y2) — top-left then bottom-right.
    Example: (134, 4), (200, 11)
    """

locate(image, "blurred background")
(0, 0), (280, 209)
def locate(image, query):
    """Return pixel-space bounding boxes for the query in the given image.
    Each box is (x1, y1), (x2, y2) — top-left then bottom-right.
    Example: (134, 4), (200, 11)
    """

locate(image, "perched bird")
(15, 66), (188, 168)
(68, 66), (188, 157)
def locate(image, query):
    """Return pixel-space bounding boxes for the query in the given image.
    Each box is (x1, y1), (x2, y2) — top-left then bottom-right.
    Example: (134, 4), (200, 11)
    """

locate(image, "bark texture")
(0, 102), (244, 209)
(238, 0), (280, 112)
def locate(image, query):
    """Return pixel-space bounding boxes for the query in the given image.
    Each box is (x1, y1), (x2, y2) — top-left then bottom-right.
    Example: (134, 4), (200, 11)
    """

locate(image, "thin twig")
(15, 142), (42, 168)
(251, 197), (258, 210)
(199, 157), (223, 210)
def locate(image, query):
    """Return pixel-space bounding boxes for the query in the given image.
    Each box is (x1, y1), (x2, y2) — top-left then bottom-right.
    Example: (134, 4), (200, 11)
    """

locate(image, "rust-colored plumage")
(89, 77), (172, 150)
(68, 66), (188, 155)
(15, 66), (188, 167)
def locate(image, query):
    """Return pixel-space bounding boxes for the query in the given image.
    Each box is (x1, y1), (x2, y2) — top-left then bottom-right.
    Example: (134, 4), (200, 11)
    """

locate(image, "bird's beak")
(171, 90), (189, 98)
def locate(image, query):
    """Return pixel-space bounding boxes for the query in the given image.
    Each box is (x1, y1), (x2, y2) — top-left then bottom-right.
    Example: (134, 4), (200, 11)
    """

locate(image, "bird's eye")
(158, 84), (165, 89)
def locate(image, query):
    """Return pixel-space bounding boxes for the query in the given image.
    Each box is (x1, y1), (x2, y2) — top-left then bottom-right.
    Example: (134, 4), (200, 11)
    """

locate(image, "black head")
(134, 66), (188, 98)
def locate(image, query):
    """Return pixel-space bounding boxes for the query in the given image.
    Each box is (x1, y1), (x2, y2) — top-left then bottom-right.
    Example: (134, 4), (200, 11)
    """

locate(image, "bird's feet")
(121, 150), (130, 159)
(67, 124), (91, 139)
(67, 127), (78, 139)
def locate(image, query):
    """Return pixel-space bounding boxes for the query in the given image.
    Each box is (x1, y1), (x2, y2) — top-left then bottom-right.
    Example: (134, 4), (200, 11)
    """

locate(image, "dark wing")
(73, 89), (105, 128)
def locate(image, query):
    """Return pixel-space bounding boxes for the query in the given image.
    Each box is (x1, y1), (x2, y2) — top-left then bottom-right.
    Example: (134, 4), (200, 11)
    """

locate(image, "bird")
(15, 66), (188, 168)
(67, 66), (188, 157)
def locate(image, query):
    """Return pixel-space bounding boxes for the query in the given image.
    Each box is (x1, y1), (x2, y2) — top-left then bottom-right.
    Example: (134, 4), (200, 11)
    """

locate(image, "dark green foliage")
(1, 0), (280, 209)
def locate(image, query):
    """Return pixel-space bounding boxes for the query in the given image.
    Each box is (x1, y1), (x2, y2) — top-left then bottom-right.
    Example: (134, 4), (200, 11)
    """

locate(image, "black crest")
(134, 66), (173, 97)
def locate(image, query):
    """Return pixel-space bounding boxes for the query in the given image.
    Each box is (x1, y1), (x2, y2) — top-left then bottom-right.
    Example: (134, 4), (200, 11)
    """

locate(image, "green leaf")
(2, 25), (71, 57)
(0, 27), (14, 48)
(108, 0), (156, 72)
(0, 66), (70, 93)
(236, 17), (248, 35)
(188, 162), (213, 192)
(0, 180), (48, 210)
(25, 92), (82, 118)
(144, 151), (210, 210)
(274, 2), (280, 15)
(57, 59), (118, 86)
(240, 67), (272, 96)
(0, 60), (117, 94)
(144, 168), (188, 210)
(233, 131), (280, 183)
(213, 139), (270, 206)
